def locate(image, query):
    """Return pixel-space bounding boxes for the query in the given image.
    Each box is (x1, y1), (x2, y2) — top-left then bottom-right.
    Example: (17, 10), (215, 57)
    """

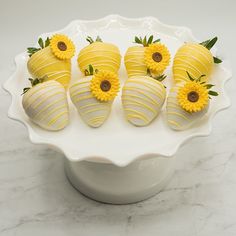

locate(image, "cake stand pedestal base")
(64, 156), (175, 204)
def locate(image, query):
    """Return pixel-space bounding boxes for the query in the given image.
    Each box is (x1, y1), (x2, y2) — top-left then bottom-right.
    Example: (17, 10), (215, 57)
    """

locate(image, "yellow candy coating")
(124, 46), (147, 78)
(173, 43), (214, 83)
(77, 42), (121, 74)
(27, 47), (71, 89)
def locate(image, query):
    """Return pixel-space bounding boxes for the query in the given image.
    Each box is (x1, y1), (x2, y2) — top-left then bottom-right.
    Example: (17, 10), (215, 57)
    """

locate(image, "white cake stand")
(3, 15), (231, 204)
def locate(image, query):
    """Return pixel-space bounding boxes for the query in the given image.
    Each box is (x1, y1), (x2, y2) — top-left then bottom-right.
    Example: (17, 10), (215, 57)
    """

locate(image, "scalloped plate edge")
(2, 15), (232, 167)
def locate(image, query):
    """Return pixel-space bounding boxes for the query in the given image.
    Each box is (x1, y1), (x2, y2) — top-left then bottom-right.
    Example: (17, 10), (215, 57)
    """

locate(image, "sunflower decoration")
(177, 72), (218, 113)
(50, 34), (75, 60)
(144, 43), (171, 75)
(90, 70), (120, 102)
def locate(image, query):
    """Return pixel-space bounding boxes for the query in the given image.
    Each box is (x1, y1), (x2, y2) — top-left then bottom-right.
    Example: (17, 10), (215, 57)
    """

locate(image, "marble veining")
(1, 87), (236, 235)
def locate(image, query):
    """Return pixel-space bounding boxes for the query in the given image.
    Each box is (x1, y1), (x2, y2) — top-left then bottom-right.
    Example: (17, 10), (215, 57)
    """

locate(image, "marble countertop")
(1, 0), (235, 235)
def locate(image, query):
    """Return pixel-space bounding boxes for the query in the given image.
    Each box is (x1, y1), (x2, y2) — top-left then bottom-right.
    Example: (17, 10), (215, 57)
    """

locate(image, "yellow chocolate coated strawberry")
(27, 47), (71, 89)
(124, 36), (170, 78)
(27, 34), (75, 89)
(124, 46), (147, 78)
(173, 43), (214, 83)
(173, 36), (223, 84)
(77, 36), (121, 74)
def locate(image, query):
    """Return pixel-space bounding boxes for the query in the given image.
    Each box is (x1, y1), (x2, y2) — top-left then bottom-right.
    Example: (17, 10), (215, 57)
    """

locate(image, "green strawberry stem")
(27, 37), (50, 57)
(153, 74), (167, 82)
(186, 71), (218, 97)
(147, 69), (166, 82)
(134, 35), (160, 47)
(186, 72), (206, 83)
(22, 77), (46, 95)
(199, 36), (222, 64)
(84, 64), (98, 76)
(86, 36), (103, 44)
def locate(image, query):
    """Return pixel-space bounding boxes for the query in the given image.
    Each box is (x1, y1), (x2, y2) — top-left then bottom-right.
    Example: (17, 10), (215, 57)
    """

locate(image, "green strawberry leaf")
(196, 74), (206, 82)
(147, 35), (153, 45)
(44, 37), (50, 47)
(186, 71), (195, 81)
(21, 87), (31, 95)
(38, 38), (44, 49)
(200, 39), (211, 47)
(213, 56), (222, 64)
(134, 36), (141, 44)
(153, 39), (161, 43)
(154, 74), (167, 82)
(89, 64), (94, 75)
(143, 36), (147, 46)
(200, 37), (222, 64)
(133, 35), (161, 47)
(204, 84), (215, 89)
(86, 36), (103, 44)
(22, 77), (45, 95)
(208, 90), (218, 96)
(86, 36), (94, 44)
(96, 36), (102, 42)
(200, 36), (218, 50)
(84, 64), (96, 76)
(27, 37), (51, 57)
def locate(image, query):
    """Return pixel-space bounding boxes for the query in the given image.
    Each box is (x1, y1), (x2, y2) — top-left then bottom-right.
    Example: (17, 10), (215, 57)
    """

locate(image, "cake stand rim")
(3, 15), (232, 167)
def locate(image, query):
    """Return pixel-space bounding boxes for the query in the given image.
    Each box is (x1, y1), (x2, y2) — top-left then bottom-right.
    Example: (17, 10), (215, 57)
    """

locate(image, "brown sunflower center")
(57, 41), (67, 51)
(187, 91), (199, 102)
(152, 52), (162, 62)
(100, 80), (111, 92)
